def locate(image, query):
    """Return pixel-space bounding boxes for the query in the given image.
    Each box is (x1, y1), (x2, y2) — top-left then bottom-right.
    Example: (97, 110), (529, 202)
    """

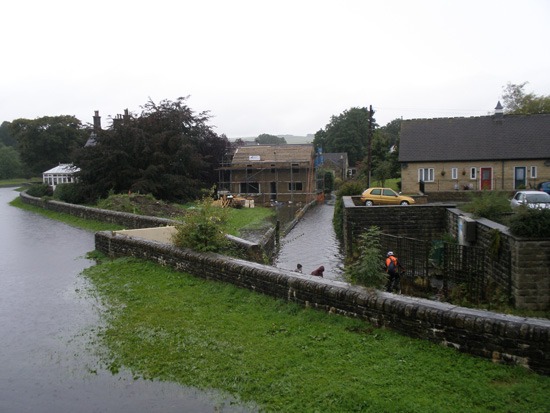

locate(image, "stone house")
(399, 103), (550, 194)
(218, 144), (316, 204)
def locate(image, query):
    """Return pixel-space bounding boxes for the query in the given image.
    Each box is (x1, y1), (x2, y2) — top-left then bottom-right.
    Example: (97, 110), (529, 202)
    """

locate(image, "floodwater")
(275, 200), (345, 281)
(0, 187), (254, 413)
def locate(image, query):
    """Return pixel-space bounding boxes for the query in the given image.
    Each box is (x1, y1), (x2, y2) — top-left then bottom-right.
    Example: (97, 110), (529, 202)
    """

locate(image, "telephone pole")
(366, 105), (375, 188)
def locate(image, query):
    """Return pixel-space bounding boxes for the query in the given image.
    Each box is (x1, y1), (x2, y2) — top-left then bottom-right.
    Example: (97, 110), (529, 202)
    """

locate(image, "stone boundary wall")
(95, 231), (550, 375)
(446, 209), (550, 310)
(342, 197), (454, 256)
(19, 191), (278, 263)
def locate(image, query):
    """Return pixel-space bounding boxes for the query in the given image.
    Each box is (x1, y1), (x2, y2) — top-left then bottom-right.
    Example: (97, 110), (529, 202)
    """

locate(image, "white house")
(42, 164), (80, 190)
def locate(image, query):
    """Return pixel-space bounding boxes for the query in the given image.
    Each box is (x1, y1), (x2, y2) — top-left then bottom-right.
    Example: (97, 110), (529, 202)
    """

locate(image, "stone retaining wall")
(96, 231), (550, 375)
(19, 191), (278, 263)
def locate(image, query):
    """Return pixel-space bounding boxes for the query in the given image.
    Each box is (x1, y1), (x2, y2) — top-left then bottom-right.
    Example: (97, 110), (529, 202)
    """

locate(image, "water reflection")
(0, 187), (254, 413)
(275, 201), (345, 281)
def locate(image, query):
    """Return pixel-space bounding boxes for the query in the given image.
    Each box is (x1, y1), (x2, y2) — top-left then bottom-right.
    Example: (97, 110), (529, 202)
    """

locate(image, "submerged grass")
(83, 256), (550, 413)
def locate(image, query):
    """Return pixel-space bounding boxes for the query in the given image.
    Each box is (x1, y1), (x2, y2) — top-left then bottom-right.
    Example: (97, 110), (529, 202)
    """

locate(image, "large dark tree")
(0, 121), (17, 147)
(313, 107), (375, 166)
(73, 97), (229, 203)
(10, 115), (88, 175)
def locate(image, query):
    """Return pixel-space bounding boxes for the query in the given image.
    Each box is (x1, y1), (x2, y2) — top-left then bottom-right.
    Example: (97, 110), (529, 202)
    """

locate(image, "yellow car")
(360, 187), (415, 206)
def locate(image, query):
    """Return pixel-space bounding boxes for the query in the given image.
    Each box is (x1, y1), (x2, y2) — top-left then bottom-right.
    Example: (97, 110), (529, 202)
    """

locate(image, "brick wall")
(95, 231), (550, 375)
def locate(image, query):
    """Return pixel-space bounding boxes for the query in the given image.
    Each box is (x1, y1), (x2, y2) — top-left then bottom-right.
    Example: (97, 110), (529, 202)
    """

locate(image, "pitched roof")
(399, 114), (550, 162)
(231, 144), (314, 165)
(42, 164), (80, 174)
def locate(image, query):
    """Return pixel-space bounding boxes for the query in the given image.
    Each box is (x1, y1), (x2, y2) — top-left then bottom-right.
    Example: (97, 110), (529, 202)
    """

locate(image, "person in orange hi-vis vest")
(385, 251), (403, 293)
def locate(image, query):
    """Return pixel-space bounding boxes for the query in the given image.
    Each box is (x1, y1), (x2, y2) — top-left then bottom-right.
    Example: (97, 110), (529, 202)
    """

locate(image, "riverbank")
(83, 255), (550, 413)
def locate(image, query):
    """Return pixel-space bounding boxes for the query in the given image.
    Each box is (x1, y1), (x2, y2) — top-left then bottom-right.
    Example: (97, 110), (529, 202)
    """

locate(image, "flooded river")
(0, 187), (252, 413)
(275, 200), (345, 281)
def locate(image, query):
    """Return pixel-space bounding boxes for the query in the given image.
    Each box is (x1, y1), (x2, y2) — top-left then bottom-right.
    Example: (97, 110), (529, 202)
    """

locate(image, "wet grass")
(225, 207), (276, 236)
(9, 197), (125, 232)
(83, 256), (550, 413)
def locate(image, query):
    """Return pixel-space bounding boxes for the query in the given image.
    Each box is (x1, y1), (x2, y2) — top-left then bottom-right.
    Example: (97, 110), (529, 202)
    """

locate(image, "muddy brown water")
(0, 187), (254, 413)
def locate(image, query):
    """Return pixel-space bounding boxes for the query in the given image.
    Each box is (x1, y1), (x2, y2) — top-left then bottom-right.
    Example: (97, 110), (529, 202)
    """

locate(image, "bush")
(344, 226), (387, 288)
(53, 183), (86, 204)
(461, 191), (512, 221)
(172, 192), (230, 253)
(508, 208), (550, 237)
(26, 183), (52, 198)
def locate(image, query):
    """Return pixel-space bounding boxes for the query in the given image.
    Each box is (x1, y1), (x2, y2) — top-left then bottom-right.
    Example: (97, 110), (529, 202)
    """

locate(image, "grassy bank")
(9, 197), (125, 232)
(83, 256), (550, 413)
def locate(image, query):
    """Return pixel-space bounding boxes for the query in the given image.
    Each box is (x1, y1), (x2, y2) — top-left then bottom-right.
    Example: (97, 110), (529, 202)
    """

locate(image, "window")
(271, 164), (276, 173)
(418, 168), (434, 182)
(239, 182), (259, 193)
(371, 188), (381, 195)
(451, 167), (458, 180)
(291, 163), (299, 173)
(530, 166), (537, 178)
(288, 182), (303, 191)
(470, 167), (477, 180)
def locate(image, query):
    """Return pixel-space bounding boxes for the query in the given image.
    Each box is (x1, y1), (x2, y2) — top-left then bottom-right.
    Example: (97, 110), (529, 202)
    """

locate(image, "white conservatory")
(42, 164), (80, 190)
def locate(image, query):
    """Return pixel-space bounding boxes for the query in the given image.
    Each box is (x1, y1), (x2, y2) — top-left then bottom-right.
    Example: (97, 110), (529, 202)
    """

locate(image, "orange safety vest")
(386, 255), (398, 273)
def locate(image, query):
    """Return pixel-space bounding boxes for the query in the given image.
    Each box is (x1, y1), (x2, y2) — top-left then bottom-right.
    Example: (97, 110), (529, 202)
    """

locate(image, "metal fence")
(380, 233), (487, 303)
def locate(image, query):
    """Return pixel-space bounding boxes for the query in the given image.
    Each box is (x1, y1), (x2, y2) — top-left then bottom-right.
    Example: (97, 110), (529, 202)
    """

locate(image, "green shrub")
(53, 183), (86, 204)
(172, 191), (230, 253)
(26, 183), (52, 197)
(508, 208), (550, 238)
(460, 191), (512, 221)
(344, 226), (387, 288)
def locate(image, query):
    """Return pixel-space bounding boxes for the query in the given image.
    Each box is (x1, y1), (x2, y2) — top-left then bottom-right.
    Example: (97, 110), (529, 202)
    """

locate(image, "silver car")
(510, 190), (550, 209)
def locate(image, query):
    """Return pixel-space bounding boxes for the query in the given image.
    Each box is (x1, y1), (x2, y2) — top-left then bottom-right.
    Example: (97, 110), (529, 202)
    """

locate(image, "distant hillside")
(229, 134), (314, 144)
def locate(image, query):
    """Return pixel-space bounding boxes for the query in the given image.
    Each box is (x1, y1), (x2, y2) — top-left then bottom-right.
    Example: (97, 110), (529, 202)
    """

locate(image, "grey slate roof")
(399, 114), (550, 162)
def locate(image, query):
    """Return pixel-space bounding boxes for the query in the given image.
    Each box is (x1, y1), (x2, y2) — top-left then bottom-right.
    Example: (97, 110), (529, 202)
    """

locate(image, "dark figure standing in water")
(310, 266), (324, 277)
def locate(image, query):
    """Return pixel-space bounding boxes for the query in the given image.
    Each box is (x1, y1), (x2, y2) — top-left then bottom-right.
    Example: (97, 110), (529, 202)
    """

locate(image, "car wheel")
(400, 201), (409, 205)
(365, 200), (374, 206)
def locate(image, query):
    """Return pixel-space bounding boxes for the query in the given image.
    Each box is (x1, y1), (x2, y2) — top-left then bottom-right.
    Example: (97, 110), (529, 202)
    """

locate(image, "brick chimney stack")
(93, 110), (101, 132)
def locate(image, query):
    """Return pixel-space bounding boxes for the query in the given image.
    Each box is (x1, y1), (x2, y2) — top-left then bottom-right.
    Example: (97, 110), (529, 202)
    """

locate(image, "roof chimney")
(93, 110), (101, 132)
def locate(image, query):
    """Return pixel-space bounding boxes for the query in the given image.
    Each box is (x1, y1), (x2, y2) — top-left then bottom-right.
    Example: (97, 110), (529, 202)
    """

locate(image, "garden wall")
(95, 231), (550, 375)
(342, 198), (550, 311)
(19, 191), (278, 263)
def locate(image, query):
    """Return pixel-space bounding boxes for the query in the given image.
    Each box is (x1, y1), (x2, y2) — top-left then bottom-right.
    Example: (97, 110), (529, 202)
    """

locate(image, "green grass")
(0, 177), (42, 187)
(9, 197), (125, 232)
(225, 206), (276, 236)
(83, 256), (550, 413)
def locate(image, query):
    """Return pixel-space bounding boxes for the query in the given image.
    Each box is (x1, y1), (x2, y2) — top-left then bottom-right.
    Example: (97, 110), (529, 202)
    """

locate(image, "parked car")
(536, 181), (550, 195)
(360, 187), (415, 206)
(510, 190), (550, 209)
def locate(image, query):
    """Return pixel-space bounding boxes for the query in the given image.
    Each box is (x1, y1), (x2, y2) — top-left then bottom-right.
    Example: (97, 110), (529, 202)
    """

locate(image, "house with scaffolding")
(218, 144), (317, 205)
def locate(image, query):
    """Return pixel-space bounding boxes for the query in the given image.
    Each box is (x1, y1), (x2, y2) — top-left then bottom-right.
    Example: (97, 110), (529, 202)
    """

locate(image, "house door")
(514, 167), (526, 189)
(270, 182), (277, 201)
(480, 168), (492, 190)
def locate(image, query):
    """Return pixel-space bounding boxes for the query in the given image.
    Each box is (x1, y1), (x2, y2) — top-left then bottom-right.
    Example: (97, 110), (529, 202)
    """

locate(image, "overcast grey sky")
(1, 0), (549, 138)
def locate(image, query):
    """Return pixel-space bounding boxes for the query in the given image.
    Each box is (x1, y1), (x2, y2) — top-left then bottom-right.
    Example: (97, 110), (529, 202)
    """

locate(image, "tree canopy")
(10, 115), (88, 175)
(501, 82), (550, 115)
(255, 134), (286, 145)
(73, 97), (229, 203)
(313, 107), (375, 166)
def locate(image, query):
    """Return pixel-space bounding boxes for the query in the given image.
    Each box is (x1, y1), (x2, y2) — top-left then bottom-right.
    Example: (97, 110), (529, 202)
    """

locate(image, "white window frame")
(451, 167), (458, 180)
(418, 168), (434, 182)
(530, 166), (537, 179)
(470, 167), (477, 180)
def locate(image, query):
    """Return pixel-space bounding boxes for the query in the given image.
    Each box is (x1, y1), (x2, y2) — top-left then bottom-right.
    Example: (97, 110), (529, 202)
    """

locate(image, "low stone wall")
(19, 191), (278, 263)
(95, 231), (550, 375)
